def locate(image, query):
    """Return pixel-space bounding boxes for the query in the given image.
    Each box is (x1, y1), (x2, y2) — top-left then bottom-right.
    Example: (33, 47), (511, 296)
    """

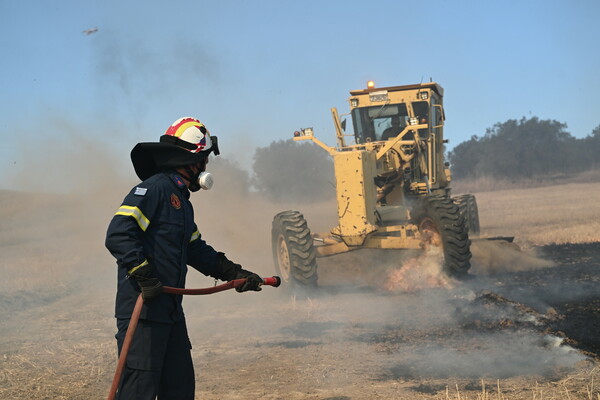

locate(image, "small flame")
(382, 246), (454, 292)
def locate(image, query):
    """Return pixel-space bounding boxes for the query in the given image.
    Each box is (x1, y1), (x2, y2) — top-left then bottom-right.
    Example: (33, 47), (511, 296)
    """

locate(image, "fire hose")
(107, 276), (281, 400)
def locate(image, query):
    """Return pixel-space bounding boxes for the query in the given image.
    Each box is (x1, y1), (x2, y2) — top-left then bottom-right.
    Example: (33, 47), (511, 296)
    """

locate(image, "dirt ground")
(1, 181), (599, 399)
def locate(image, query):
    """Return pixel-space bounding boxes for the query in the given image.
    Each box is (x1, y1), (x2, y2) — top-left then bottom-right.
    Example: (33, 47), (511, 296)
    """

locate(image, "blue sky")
(1, 0), (599, 188)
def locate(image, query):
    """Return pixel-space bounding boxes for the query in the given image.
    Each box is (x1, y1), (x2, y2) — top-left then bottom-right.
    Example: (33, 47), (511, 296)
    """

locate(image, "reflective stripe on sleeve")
(127, 259), (149, 275)
(190, 230), (200, 243)
(115, 205), (151, 231)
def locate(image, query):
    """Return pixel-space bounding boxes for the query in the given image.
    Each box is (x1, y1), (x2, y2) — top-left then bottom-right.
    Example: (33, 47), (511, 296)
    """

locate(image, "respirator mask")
(185, 158), (214, 192)
(188, 171), (214, 192)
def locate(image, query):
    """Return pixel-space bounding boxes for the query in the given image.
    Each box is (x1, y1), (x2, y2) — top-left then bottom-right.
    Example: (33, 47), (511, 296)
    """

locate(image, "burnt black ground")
(540, 243), (600, 357)
(469, 242), (600, 358)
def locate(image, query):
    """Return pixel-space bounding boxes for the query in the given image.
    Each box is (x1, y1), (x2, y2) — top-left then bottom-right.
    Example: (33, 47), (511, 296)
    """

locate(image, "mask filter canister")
(198, 171), (214, 190)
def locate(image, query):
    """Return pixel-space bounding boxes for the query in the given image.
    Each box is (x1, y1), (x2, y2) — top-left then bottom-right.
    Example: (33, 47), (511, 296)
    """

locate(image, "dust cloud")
(303, 239), (589, 381)
(470, 240), (555, 275)
(383, 331), (585, 380)
(92, 30), (221, 121)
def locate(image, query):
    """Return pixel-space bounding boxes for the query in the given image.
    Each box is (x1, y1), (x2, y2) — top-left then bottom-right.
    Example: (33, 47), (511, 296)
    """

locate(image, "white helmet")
(160, 117), (219, 154)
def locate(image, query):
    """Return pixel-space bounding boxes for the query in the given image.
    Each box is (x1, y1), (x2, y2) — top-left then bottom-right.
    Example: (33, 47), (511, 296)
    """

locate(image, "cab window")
(352, 103), (409, 143)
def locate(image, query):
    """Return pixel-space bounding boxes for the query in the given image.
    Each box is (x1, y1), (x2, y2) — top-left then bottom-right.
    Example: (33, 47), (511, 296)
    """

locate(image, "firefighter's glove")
(217, 252), (263, 292)
(127, 263), (163, 302)
(137, 278), (163, 302)
(235, 271), (263, 293)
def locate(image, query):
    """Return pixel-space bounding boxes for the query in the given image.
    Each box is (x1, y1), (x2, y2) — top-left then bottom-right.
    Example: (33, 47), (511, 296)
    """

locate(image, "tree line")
(448, 117), (600, 180)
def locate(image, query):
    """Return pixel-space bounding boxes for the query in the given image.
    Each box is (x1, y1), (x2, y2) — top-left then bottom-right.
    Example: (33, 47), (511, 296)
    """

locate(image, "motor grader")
(271, 81), (480, 286)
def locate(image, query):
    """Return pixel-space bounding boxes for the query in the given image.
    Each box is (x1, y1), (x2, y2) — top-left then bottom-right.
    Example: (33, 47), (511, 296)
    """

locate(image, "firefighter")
(105, 117), (263, 399)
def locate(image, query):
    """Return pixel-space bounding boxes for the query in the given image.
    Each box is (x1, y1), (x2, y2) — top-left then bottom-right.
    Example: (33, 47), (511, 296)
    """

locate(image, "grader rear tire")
(453, 194), (480, 236)
(413, 195), (471, 277)
(271, 211), (318, 286)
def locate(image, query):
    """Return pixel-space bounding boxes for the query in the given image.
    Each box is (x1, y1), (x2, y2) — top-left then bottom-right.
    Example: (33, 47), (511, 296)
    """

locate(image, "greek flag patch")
(134, 187), (147, 196)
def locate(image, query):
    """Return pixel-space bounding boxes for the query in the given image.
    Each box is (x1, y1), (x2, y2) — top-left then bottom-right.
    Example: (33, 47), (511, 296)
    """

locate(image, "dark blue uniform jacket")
(105, 171), (224, 323)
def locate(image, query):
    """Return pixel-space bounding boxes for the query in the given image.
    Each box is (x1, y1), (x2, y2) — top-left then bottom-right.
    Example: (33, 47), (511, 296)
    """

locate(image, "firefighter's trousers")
(115, 317), (195, 399)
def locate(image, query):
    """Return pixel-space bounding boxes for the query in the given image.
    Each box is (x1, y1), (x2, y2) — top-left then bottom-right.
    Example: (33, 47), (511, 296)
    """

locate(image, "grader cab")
(271, 81), (480, 286)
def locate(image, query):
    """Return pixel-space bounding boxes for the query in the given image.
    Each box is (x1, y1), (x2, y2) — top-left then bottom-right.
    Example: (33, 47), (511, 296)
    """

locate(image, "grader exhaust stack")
(272, 81), (479, 286)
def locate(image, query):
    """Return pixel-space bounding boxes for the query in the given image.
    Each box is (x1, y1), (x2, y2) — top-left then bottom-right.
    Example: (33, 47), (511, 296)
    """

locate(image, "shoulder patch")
(134, 187), (147, 196)
(170, 193), (181, 210)
(170, 174), (186, 189)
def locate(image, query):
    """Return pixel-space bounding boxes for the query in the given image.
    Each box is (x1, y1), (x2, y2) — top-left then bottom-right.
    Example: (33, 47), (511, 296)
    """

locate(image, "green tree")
(449, 117), (578, 179)
(579, 124), (600, 169)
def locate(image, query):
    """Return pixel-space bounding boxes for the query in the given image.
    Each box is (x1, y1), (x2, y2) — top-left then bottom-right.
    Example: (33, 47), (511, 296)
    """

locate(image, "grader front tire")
(271, 211), (318, 286)
(414, 196), (472, 277)
(453, 194), (480, 236)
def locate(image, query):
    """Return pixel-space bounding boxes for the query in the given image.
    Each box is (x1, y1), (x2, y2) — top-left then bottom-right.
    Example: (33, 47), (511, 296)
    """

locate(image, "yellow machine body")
(294, 82), (452, 255)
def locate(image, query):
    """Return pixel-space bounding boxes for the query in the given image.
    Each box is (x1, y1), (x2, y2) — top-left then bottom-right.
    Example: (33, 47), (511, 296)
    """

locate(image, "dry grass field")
(472, 181), (600, 246)
(0, 179), (599, 399)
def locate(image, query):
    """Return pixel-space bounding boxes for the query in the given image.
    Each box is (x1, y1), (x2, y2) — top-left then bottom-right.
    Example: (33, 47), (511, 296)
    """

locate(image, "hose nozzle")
(262, 276), (281, 287)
